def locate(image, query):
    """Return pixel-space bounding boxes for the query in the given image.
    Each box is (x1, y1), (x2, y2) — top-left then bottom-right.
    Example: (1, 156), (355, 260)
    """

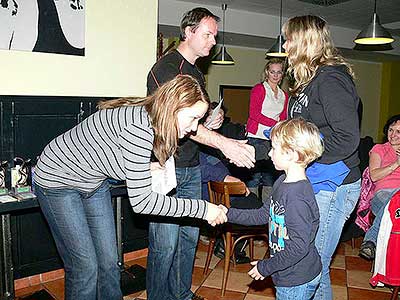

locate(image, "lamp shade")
(266, 35), (288, 57)
(211, 46), (235, 65)
(354, 13), (394, 45)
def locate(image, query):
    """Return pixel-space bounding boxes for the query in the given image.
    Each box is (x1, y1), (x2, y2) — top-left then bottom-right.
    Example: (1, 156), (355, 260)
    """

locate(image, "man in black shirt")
(146, 7), (255, 300)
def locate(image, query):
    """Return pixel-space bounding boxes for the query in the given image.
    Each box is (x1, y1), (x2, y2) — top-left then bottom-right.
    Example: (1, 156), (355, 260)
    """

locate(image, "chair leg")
(221, 232), (232, 297)
(249, 238), (254, 261)
(203, 238), (215, 275)
(390, 286), (399, 300)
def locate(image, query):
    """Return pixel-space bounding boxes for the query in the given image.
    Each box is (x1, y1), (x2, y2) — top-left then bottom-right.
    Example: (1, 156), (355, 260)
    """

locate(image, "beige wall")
(349, 60), (382, 140)
(205, 46), (383, 141)
(0, 0), (157, 97)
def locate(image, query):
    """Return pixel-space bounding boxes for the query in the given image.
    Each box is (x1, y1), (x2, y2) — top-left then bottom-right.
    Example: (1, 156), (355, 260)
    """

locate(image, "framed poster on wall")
(0, 0), (85, 56)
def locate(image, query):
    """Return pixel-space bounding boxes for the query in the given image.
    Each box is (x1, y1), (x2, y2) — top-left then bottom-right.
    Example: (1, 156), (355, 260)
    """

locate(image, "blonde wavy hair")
(98, 75), (209, 165)
(271, 118), (324, 167)
(282, 15), (354, 95)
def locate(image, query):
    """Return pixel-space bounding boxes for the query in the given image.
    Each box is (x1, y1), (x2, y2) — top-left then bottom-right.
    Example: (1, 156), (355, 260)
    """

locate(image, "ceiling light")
(212, 4), (234, 65)
(266, 0), (288, 57)
(354, 0), (394, 45)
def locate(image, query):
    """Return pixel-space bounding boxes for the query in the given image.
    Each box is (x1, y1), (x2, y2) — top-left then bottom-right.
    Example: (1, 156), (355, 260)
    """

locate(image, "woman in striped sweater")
(33, 75), (227, 300)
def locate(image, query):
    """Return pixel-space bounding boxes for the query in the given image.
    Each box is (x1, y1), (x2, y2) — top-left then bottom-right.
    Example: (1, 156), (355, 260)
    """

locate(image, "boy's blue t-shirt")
(227, 174), (321, 287)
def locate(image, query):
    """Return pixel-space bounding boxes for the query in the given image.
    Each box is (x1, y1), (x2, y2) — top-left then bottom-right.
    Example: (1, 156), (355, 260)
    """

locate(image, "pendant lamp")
(354, 0), (394, 45)
(211, 4), (234, 65)
(266, 0), (287, 57)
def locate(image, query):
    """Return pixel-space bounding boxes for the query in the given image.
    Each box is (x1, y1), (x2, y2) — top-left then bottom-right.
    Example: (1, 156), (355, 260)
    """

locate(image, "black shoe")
(234, 254), (251, 264)
(213, 243), (225, 259)
(359, 241), (376, 260)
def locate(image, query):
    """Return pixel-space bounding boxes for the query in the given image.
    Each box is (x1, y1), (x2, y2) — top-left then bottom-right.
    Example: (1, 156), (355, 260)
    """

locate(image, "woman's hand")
(248, 261), (265, 280)
(206, 203), (227, 226)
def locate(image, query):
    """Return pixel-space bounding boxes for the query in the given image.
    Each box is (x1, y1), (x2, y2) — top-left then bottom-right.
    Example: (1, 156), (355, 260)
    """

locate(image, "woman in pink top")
(359, 114), (400, 260)
(245, 58), (289, 197)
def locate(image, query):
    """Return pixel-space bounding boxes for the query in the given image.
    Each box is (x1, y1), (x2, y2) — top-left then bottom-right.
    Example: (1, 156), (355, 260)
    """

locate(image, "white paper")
(204, 98), (223, 129)
(151, 156), (177, 195)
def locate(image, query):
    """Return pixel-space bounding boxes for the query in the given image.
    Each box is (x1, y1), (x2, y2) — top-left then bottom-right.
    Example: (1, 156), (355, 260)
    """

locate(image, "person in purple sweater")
(226, 118), (324, 300)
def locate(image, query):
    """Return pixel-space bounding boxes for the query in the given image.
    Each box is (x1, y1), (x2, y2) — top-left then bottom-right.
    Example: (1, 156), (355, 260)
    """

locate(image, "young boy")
(226, 118), (324, 300)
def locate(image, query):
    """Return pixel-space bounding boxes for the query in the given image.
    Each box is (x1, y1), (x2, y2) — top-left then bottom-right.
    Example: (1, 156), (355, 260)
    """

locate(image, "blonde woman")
(283, 15), (361, 300)
(33, 75), (227, 300)
(246, 58), (288, 196)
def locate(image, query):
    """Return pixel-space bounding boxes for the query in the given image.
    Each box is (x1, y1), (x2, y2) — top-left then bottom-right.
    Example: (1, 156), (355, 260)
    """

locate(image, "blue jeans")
(276, 273), (321, 300)
(146, 166), (202, 300)
(246, 138), (276, 187)
(364, 188), (399, 244)
(34, 181), (122, 300)
(313, 179), (361, 300)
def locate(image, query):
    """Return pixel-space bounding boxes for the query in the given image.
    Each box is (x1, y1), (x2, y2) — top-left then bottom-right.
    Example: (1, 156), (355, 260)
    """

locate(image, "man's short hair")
(180, 7), (220, 41)
(271, 118), (324, 166)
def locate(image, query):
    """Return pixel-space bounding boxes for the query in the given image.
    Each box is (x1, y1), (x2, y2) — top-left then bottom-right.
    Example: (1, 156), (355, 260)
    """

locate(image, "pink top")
(371, 142), (400, 192)
(246, 82), (288, 138)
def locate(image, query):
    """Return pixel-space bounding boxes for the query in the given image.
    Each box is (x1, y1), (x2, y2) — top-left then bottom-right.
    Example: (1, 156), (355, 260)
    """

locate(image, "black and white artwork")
(0, 0), (85, 56)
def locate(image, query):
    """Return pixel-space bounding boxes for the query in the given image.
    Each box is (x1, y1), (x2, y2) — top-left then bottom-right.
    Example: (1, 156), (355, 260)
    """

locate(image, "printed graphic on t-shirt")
(269, 200), (288, 254)
(289, 92), (308, 117)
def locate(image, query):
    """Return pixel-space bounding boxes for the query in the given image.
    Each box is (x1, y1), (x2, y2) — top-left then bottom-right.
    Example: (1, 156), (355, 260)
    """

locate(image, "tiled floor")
(15, 237), (398, 300)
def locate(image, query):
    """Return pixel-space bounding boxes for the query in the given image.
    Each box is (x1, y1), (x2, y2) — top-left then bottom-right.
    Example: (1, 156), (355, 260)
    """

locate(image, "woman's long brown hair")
(98, 75), (209, 165)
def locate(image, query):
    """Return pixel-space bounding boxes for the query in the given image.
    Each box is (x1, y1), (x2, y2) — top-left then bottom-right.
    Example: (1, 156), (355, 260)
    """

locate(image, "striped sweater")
(34, 105), (207, 219)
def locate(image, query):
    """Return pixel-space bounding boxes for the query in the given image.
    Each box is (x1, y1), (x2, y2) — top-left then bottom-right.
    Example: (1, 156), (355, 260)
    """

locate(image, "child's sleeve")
(256, 191), (315, 277)
(227, 202), (269, 226)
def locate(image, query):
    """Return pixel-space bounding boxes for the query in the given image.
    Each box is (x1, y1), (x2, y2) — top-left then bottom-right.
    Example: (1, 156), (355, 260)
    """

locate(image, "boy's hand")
(248, 261), (265, 280)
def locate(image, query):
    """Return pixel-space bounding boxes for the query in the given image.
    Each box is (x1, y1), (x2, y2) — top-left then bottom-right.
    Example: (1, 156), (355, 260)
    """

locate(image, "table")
(0, 195), (39, 300)
(0, 185), (140, 300)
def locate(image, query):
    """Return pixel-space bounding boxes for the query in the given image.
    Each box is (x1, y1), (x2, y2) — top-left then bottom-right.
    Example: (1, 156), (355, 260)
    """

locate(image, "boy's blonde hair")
(270, 118), (324, 166)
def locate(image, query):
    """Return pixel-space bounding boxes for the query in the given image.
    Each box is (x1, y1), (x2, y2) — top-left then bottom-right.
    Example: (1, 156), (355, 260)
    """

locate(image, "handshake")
(205, 203), (228, 227)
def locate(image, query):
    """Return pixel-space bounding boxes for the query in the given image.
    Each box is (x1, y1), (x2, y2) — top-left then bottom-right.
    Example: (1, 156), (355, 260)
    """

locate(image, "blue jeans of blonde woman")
(276, 273), (321, 300)
(146, 166), (202, 300)
(34, 181), (122, 300)
(313, 179), (361, 300)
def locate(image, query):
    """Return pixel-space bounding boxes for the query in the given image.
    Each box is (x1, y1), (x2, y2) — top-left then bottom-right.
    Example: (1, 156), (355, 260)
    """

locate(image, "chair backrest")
(207, 181), (247, 209)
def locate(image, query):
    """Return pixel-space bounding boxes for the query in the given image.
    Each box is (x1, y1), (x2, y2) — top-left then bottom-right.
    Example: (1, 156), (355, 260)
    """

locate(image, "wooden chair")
(203, 181), (268, 296)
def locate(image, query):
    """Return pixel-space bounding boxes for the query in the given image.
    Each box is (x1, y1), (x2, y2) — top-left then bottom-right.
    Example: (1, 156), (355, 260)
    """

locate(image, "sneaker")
(359, 240), (376, 260)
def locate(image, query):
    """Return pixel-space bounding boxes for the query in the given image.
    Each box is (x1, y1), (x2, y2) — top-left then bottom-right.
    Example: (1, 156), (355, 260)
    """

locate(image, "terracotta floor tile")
(347, 270), (392, 293)
(125, 256), (147, 268)
(247, 277), (275, 297)
(214, 259), (253, 273)
(14, 277), (31, 290)
(332, 284), (348, 300)
(192, 266), (211, 286)
(335, 242), (346, 255)
(331, 254), (346, 270)
(194, 249), (221, 269)
(195, 286), (246, 300)
(344, 243), (361, 257)
(345, 256), (373, 272)
(347, 287), (393, 300)
(331, 268), (347, 286)
(203, 268), (253, 293)
(15, 284), (45, 298)
(244, 294), (275, 300)
(43, 278), (64, 300)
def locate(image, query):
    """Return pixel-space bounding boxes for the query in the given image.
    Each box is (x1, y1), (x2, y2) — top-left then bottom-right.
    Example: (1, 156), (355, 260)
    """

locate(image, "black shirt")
(288, 65), (361, 184)
(147, 50), (206, 168)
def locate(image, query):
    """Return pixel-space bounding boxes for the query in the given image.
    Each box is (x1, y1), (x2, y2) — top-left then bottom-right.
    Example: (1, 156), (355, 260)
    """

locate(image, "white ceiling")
(177, 0), (400, 34)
